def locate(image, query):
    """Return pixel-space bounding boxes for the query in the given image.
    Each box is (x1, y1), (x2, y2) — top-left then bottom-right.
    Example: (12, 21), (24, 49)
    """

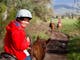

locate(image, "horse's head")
(31, 36), (50, 60)
(36, 36), (50, 49)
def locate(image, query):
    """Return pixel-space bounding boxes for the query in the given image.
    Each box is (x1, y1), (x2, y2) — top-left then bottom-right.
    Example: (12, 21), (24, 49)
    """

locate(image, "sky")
(52, 0), (80, 15)
(54, 0), (74, 6)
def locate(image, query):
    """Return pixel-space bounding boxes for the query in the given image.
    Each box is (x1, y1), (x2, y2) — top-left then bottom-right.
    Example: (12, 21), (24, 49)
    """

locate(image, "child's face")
(20, 18), (30, 28)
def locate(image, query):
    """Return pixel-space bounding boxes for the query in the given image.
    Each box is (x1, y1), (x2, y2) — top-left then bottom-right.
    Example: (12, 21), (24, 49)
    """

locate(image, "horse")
(0, 36), (50, 60)
(30, 36), (50, 60)
(49, 22), (55, 32)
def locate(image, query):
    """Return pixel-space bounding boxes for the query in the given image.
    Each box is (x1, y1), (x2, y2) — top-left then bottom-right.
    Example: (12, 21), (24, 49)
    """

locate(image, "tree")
(0, 0), (53, 39)
(0, 3), (7, 39)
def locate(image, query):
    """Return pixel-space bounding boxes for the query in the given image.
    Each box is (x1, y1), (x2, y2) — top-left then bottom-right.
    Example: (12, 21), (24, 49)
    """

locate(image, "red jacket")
(4, 20), (30, 60)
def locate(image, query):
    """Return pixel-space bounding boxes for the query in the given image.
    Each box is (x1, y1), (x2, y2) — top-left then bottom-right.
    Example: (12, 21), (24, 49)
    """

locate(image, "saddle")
(0, 52), (17, 60)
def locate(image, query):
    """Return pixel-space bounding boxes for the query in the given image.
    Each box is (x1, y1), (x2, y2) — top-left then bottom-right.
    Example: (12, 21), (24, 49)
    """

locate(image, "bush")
(67, 36), (80, 60)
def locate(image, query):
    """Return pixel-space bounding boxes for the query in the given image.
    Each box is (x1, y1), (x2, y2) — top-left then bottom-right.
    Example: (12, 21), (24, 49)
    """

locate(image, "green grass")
(53, 18), (79, 37)
(67, 36), (80, 60)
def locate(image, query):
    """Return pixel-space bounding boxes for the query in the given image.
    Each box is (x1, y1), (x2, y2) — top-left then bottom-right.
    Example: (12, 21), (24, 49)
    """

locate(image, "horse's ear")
(46, 38), (51, 44)
(37, 36), (40, 40)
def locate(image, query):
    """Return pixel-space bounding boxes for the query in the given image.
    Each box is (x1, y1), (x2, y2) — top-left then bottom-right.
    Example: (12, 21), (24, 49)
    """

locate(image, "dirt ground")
(44, 53), (67, 60)
(32, 53), (67, 60)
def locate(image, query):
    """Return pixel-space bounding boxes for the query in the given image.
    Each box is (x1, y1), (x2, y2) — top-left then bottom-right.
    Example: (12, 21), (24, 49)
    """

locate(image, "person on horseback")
(49, 17), (55, 32)
(3, 9), (32, 60)
(57, 17), (62, 31)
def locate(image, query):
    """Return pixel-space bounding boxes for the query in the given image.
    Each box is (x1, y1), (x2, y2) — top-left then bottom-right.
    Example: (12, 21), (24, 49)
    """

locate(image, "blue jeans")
(25, 56), (32, 60)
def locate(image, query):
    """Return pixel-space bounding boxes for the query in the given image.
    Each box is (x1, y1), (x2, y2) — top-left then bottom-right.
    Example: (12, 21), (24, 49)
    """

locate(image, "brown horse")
(49, 22), (55, 32)
(30, 36), (50, 60)
(0, 37), (50, 60)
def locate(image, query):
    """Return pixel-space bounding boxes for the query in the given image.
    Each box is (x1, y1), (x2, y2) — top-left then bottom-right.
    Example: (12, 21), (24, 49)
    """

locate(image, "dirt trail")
(43, 31), (68, 60)
(44, 53), (67, 60)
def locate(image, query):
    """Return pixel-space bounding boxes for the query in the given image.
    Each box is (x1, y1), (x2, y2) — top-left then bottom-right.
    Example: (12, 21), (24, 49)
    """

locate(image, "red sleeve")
(11, 29), (29, 51)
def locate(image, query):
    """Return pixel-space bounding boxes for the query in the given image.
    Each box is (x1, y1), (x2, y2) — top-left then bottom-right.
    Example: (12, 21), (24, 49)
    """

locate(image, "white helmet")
(16, 9), (32, 19)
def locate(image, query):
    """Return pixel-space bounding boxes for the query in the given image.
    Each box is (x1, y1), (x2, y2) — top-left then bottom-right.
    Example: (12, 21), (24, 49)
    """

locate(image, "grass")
(67, 36), (80, 60)
(53, 18), (79, 37)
